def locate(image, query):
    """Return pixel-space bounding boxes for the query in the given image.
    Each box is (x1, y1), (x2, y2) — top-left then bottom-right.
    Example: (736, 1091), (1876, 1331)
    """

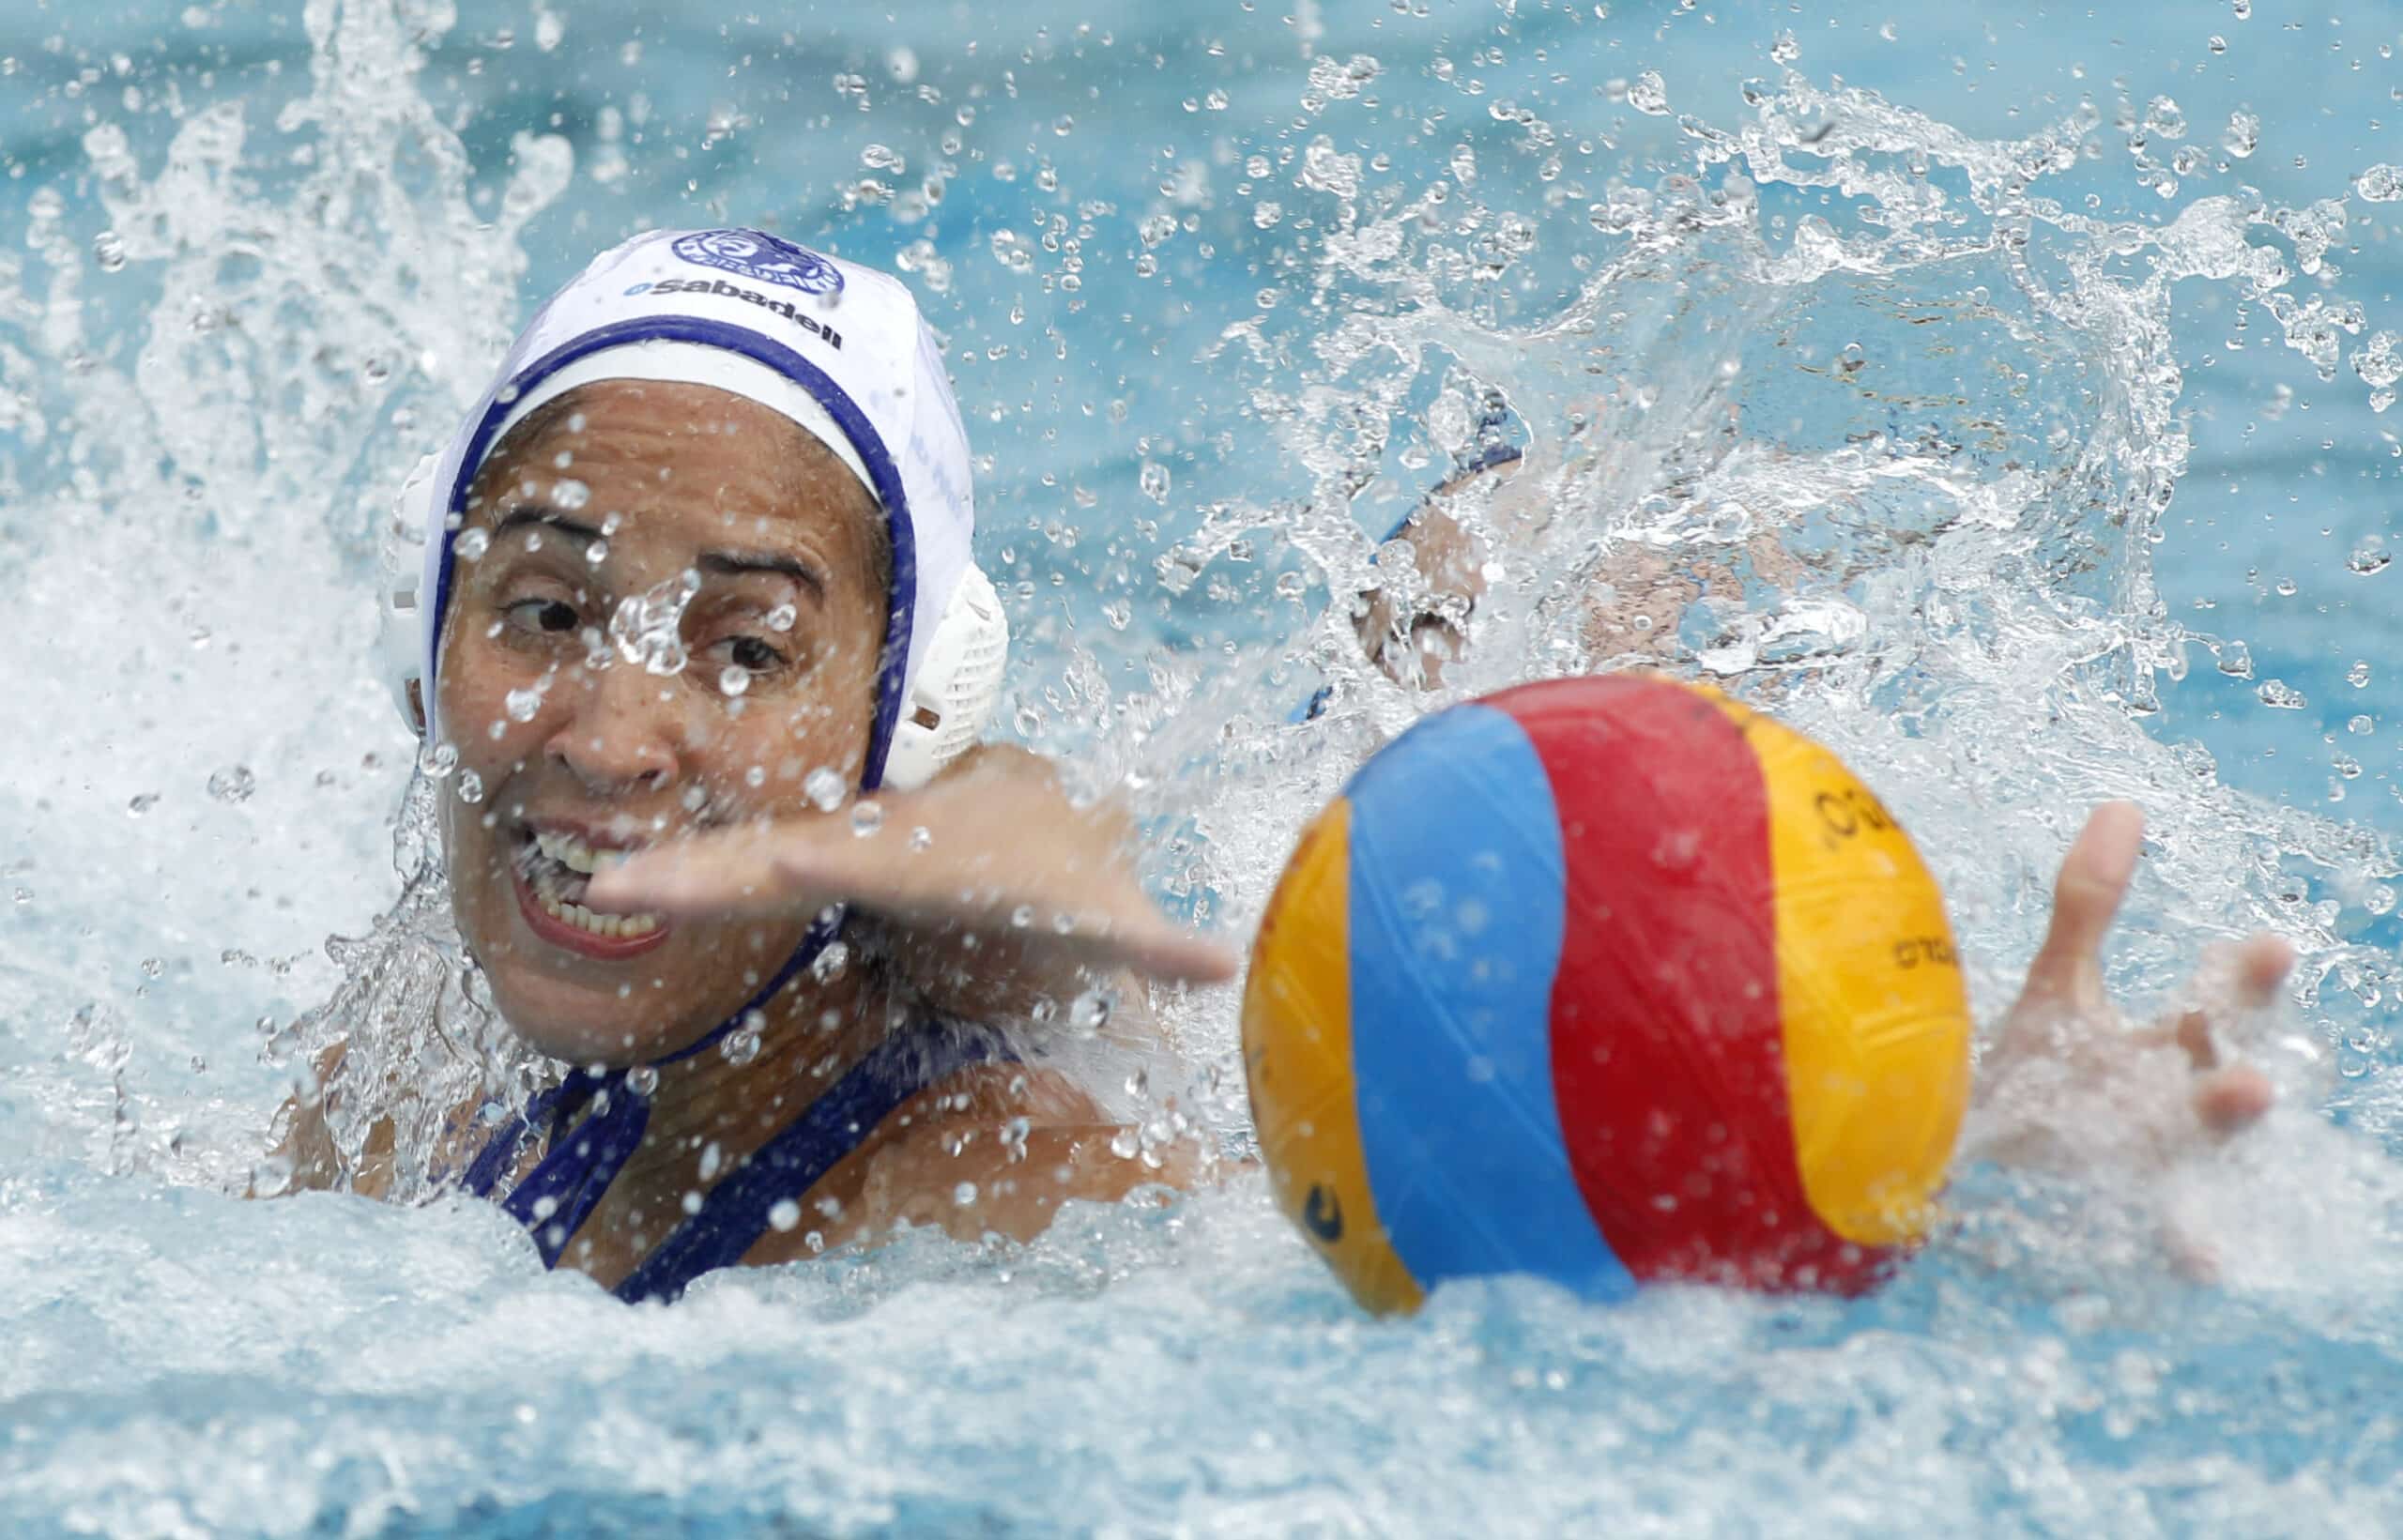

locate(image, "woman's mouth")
(510, 826), (673, 959)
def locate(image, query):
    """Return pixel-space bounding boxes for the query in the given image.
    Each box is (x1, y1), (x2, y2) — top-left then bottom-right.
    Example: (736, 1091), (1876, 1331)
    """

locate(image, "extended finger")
(1056, 920), (1242, 986)
(586, 831), (819, 917)
(2144, 933), (2296, 1068)
(2231, 932), (2295, 1011)
(2017, 801), (2145, 1012)
(2193, 1063), (2274, 1140)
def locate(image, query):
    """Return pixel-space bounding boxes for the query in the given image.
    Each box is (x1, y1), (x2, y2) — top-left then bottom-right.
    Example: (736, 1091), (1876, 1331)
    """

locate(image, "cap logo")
(671, 229), (845, 295)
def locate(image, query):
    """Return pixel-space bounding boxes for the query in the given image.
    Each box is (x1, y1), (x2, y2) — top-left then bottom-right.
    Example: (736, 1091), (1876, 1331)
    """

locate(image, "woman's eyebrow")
(698, 548), (826, 602)
(488, 505), (824, 601)
(493, 506), (602, 545)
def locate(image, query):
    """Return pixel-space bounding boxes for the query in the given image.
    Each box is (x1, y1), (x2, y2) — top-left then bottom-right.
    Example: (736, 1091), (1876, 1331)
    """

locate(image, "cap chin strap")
(378, 465), (1009, 790)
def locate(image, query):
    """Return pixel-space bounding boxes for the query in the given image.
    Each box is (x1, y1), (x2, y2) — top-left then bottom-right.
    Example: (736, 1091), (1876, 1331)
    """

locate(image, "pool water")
(6, 1), (2403, 1533)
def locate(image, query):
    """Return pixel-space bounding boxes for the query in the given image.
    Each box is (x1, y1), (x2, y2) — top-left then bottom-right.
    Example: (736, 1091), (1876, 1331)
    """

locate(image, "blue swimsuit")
(462, 1018), (1007, 1304)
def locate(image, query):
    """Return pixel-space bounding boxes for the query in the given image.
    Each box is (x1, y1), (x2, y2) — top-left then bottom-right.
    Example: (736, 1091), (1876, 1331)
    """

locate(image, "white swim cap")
(398, 227), (1003, 790)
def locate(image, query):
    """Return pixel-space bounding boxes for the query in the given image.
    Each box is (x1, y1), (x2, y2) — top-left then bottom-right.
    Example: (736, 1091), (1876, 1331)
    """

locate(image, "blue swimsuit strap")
(613, 1020), (1012, 1304)
(457, 919), (832, 1258)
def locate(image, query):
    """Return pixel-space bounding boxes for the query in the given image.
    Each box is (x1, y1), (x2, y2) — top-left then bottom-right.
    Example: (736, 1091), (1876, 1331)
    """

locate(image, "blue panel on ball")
(1343, 703), (1636, 1304)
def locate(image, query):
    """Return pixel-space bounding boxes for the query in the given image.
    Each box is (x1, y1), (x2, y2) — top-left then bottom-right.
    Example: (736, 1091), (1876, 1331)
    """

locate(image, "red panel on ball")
(1489, 676), (1884, 1293)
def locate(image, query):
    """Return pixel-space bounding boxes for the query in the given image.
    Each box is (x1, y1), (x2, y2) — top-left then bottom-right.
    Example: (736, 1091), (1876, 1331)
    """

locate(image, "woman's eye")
(726, 637), (783, 673)
(705, 633), (791, 688)
(505, 598), (580, 634)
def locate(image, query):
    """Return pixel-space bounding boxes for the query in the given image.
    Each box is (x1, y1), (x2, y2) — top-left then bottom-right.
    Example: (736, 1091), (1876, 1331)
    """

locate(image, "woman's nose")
(544, 660), (688, 794)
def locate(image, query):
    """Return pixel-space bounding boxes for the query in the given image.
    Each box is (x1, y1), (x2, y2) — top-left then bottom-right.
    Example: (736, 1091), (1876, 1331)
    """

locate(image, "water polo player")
(276, 229), (1234, 1302)
(1338, 409), (2293, 1267)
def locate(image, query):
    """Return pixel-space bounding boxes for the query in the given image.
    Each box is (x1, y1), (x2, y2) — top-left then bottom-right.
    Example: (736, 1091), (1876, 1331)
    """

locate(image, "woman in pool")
(278, 229), (1236, 1302)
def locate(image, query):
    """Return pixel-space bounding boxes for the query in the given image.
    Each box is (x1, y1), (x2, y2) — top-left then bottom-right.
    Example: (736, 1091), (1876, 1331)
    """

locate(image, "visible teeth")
(535, 888), (660, 940)
(534, 829), (611, 875)
(533, 829), (646, 876)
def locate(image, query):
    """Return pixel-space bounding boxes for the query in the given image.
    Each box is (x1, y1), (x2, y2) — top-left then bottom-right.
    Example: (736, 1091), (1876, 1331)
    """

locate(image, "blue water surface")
(5, 2), (2403, 1536)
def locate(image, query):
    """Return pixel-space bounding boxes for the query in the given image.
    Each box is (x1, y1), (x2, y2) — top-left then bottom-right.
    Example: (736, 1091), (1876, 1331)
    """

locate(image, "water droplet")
(1109, 1128), (1140, 1159)
(1011, 905), (1036, 929)
(626, 1065), (660, 1095)
(1769, 31), (1798, 62)
(2231, 0), (2252, 18)
(455, 527), (492, 562)
(908, 826), (932, 852)
(2349, 661), (2373, 688)
(850, 799), (885, 837)
(1069, 985), (1115, 1037)
(2257, 679), (2307, 709)
(2349, 537), (2390, 574)
(2352, 331), (2403, 391)
(551, 479), (590, 511)
(1627, 69), (1669, 115)
(765, 602), (797, 633)
(810, 939), (850, 983)
(610, 573), (697, 676)
(1139, 461), (1171, 503)
(2215, 640), (2255, 679)
(455, 770), (485, 805)
(804, 767), (847, 812)
(2348, 714), (2375, 736)
(953, 1182), (978, 1206)
(505, 677), (550, 721)
(2223, 110), (2259, 160)
(2357, 164), (2403, 204)
(988, 229), (1036, 274)
(697, 1141), (723, 1182)
(718, 665), (752, 696)
(206, 765), (256, 804)
(91, 230), (126, 272)
(584, 540), (608, 566)
(769, 1197), (802, 1231)
(720, 1027), (762, 1067)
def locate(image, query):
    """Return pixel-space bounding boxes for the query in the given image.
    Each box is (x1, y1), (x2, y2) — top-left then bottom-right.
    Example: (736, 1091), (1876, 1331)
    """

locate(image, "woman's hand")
(1969, 801), (2288, 1177)
(584, 746), (1238, 1001)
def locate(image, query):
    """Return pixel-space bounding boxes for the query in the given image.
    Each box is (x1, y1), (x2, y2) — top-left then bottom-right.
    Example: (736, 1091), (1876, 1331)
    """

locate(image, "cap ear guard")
(880, 564), (1009, 791)
(380, 453), (440, 738)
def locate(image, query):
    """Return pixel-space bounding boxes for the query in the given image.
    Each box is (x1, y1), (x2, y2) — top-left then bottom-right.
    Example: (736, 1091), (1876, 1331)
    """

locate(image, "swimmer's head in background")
(379, 227), (1008, 792)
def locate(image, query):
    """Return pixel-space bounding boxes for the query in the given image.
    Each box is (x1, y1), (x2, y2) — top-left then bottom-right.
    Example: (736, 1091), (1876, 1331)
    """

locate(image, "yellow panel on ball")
(1239, 799), (1424, 1315)
(1711, 694), (1973, 1249)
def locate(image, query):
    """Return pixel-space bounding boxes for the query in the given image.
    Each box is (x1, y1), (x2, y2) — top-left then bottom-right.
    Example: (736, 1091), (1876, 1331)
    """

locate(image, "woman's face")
(436, 379), (887, 1064)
